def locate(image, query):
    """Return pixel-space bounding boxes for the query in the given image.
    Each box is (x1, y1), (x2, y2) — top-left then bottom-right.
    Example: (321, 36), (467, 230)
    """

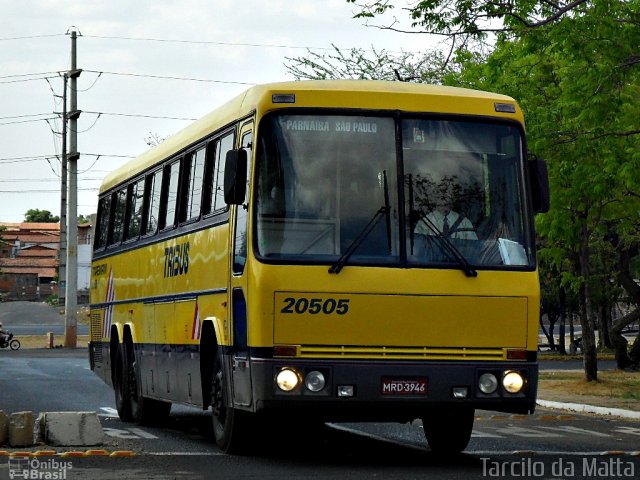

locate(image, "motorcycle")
(0, 332), (20, 350)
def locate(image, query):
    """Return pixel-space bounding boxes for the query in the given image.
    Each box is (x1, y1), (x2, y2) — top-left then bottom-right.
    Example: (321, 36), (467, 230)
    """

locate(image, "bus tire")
(114, 344), (134, 422)
(127, 343), (171, 425)
(421, 407), (474, 454)
(211, 349), (250, 454)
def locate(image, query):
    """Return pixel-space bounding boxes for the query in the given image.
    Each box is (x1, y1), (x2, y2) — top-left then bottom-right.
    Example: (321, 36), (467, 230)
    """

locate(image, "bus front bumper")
(244, 357), (538, 421)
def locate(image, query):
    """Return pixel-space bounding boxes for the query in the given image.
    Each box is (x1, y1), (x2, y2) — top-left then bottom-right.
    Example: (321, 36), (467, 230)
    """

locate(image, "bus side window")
(182, 147), (206, 222)
(213, 133), (234, 212)
(125, 180), (144, 241)
(109, 188), (127, 246)
(161, 159), (181, 230)
(233, 130), (252, 274)
(94, 195), (111, 250)
(144, 169), (163, 236)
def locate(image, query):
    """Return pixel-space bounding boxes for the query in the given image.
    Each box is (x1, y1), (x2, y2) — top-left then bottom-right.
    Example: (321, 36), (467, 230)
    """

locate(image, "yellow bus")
(89, 80), (550, 454)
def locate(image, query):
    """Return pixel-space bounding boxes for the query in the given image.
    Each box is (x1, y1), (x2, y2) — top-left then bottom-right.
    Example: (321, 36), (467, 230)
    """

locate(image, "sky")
(0, 0), (429, 223)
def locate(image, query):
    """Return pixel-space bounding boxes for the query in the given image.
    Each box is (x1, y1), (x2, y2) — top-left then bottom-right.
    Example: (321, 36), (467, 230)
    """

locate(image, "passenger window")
(162, 160), (181, 230)
(125, 180), (144, 240)
(145, 169), (163, 235)
(211, 133), (234, 212)
(233, 131), (252, 274)
(95, 196), (111, 250)
(110, 189), (127, 245)
(185, 148), (206, 221)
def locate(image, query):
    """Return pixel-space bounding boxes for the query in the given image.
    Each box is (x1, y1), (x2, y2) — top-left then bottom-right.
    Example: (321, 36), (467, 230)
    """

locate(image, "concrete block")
(38, 412), (104, 446)
(9, 411), (34, 447)
(0, 410), (8, 445)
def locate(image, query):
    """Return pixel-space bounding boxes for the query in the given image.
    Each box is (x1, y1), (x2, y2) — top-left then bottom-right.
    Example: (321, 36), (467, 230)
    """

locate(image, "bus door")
(228, 122), (253, 408)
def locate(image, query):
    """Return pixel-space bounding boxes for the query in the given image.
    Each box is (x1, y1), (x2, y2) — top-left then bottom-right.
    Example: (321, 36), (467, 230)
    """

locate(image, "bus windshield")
(255, 113), (533, 270)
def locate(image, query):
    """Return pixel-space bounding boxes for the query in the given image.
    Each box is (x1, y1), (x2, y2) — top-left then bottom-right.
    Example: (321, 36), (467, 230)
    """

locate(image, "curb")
(0, 450), (136, 457)
(537, 399), (640, 420)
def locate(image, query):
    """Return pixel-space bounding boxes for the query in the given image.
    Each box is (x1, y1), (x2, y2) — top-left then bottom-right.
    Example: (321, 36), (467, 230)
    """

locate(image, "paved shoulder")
(0, 301), (63, 325)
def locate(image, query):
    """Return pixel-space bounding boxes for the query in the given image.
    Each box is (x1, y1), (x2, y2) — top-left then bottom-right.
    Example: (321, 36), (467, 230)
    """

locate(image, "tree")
(144, 132), (169, 147)
(445, 0), (640, 379)
(286, 44), (456, 82)
(347, 0), (591, 38)
(288, 0), (640, 380)
(24, 209), (59, 223)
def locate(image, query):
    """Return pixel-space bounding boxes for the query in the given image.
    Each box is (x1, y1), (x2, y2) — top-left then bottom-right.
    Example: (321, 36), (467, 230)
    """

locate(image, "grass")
(539, 352), (616, 361)
(539, 370), (640, 402)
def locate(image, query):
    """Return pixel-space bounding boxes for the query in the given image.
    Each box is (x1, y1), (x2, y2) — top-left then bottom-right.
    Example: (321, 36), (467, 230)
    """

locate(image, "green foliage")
(24, 209), (60, 223)
(290, 0), (640, 376)
(347, 0), (591, 38)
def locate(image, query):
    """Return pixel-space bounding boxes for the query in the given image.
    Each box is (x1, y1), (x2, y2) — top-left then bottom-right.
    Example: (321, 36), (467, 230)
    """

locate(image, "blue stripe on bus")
(90, 287), (227, 309)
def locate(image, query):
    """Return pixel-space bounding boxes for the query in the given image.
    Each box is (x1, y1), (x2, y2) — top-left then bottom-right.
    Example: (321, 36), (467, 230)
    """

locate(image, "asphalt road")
(0, 301), (89, 336)
(1, 348), (639, 480)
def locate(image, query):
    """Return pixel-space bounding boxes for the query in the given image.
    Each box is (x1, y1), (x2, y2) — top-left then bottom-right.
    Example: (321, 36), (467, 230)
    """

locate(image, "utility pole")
(65, 28), (82, 348)
(58, 73), (68, 307)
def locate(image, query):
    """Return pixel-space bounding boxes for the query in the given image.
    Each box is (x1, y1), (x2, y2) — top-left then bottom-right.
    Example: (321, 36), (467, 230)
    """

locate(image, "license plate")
(381, 377), (428, 395)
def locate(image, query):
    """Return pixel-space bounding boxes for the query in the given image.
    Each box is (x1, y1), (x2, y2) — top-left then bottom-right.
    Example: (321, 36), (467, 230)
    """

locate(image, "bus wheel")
(421, 407), (474, 454)
(211, 350), (249, 454)
(128, 345), (171, 425)
(113, 344), (134, 422)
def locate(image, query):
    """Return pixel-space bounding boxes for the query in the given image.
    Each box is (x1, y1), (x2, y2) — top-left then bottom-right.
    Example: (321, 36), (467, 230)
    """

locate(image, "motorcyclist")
(0, 321), (8, 345)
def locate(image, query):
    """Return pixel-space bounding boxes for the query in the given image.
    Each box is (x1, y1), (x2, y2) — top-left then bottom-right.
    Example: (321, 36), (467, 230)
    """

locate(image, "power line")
(83, 34), (336, 51)
(0, 71), (63, 79)
(0, 112), (54, 120)
(81, 153), (135, 159)
(0, 177), (103, 182)
(0, 155), (59, 164)
(0, 75), (60, 85)
(83, 110), (198, 121)
(0, 34), (65, 41)
(0, 153), (135, 164)
(0, 188), (98, 193)
(83, 69), (255, 85)
(0, 116), (58, 126)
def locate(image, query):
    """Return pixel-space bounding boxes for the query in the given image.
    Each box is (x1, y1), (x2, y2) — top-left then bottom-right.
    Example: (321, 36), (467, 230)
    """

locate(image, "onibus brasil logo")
(8, 457), (73, 479)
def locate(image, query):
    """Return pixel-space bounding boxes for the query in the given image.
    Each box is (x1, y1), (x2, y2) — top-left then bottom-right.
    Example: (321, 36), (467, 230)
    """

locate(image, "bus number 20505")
(280, 297), (350, 315)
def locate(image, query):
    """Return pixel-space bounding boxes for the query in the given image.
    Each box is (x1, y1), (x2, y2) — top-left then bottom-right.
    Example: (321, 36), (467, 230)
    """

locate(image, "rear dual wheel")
(114, 342), (171, 425)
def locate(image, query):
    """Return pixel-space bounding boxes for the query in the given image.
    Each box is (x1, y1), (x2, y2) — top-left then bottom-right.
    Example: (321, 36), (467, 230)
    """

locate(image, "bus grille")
(297, 345), (506, 361)
(94, 341), (103, 363)
(90, 313), (102, 342)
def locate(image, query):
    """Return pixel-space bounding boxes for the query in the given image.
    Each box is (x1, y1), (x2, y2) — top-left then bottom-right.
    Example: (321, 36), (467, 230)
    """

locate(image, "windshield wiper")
(329, 171), (391, 274)
(418, 215), (478, 278)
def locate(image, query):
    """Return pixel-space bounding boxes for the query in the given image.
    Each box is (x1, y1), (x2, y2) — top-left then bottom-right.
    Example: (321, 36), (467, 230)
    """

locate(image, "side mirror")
(224, 149), (248, 205)
(529, 156), (550, 214)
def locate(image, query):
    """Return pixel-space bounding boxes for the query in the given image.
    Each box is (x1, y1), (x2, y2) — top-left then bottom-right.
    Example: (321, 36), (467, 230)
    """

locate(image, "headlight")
(304, 371), (326, 392)
(276, 368), (300, 392)
(478, 373), (498, 394)
(503, 371), (525, 394)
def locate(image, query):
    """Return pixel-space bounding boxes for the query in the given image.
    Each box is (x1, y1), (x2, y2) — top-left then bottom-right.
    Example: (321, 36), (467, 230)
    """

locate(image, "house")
(0, 222), (93, 301)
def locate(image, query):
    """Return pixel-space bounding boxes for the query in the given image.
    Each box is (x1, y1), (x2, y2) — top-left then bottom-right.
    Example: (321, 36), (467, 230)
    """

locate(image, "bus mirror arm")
(224, 149), (248, 205)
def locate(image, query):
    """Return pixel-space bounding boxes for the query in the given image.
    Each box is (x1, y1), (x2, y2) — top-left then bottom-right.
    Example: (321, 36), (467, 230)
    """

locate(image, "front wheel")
(211, 350), (251, 454)
(421, 407), (474, 454)
(9, 339), (20, 350)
